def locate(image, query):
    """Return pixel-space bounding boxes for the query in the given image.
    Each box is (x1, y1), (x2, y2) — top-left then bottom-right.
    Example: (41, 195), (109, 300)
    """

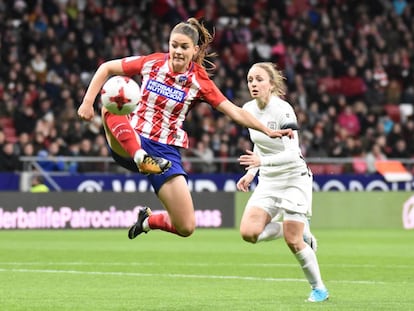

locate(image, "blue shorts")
(109, 135), (188, 194)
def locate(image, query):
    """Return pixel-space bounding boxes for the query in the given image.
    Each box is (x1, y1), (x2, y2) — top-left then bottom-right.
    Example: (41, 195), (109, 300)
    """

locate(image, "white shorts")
(246, 171), (313, 218)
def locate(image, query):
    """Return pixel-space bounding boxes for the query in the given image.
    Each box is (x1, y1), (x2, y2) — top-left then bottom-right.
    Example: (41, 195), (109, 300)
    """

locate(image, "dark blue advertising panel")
(313, 174), (414, 191)
(1, 173), (414, 192)
(0, 173), (20, 190)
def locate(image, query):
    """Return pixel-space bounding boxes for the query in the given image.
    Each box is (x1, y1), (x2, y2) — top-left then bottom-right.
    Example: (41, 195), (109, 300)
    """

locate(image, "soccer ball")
(100, 76), (141, 115)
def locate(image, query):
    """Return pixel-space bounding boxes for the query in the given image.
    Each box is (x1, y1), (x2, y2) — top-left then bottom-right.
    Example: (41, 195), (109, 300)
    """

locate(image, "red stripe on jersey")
(122, 53), (226, 148)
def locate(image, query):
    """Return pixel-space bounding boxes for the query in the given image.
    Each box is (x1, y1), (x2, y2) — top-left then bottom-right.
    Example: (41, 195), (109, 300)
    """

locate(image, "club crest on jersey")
(176, 75), (188, 85)
(145, 79), (186, 103)
(267, 121), (277, 130)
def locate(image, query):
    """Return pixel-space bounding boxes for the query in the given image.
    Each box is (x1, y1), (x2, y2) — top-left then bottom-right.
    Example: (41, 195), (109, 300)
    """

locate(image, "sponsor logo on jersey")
(145, 79), (186, 102)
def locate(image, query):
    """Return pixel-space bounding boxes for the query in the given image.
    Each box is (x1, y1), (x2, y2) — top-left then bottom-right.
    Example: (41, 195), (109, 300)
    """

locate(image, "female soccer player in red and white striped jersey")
(78, 18), (292, 240)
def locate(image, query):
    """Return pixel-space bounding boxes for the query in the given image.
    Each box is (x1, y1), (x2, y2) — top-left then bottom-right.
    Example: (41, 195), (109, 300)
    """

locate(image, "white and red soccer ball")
(100, 76), (141, 115)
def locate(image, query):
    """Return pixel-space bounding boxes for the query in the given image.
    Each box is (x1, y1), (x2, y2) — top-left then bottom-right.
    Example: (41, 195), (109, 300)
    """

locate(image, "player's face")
(169, 33), (199, 73)
(247, 66), (272, 102)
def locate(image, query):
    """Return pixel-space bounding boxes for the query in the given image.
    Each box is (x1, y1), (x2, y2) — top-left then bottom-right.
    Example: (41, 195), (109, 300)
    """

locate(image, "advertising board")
(0, 192), (234, 230)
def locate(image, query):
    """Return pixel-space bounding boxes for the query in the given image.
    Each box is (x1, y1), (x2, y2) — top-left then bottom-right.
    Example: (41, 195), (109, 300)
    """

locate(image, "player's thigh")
(101, 108), (130, 157)
(283, 212), (307, 243)
(157, 175), (195, 228)
(241, 184), (276, 233)
(240, 206), (271, 235)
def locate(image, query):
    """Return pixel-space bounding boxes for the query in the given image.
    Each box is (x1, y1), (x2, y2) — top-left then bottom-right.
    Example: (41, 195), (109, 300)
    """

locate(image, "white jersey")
(243, 96), (308, 178)
(243, 96), (312, 216)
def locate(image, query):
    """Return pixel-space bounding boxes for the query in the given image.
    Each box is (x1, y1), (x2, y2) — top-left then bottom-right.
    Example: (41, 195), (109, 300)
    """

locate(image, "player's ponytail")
(171, 18), (216, 71)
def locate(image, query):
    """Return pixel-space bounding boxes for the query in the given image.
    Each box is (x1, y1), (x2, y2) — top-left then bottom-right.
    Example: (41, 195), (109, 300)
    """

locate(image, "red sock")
(104, 112), (141, 157)
(148, 212), (180, 235)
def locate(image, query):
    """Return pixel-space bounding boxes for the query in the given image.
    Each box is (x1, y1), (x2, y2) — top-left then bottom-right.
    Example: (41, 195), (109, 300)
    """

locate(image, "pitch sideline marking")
(0, 261), (413, 269)
(0, 267), (385, 285)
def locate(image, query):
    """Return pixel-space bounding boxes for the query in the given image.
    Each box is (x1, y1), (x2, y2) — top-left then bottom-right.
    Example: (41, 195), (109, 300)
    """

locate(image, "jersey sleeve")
(196, 68), (227, 108)
(121, 53), (165, 76)
(121, 56), (145, 76)
(279, 103), (299, 130)
(260, 133), (300, 166)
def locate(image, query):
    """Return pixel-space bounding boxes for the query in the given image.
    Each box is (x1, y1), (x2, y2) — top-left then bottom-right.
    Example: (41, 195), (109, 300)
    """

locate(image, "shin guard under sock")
(104, 112), (141, 157)
(295, 245), (325, 289)
(148, 212), (180, 235)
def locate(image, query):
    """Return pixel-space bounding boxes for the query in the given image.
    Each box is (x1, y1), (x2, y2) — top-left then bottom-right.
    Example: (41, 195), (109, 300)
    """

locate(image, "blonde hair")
(171, 17), (216, 70)
(251, 62), (286, 97)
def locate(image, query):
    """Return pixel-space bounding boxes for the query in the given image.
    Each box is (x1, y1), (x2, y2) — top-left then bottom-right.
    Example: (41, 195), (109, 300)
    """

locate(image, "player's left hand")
(239, 150), (261, 170)
(236, 173), (255, 192)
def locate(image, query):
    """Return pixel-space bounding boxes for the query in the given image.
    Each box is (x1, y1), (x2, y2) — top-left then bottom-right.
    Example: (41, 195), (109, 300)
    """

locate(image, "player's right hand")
(239, 149), (261, 170)
(77, 102), (95, 121)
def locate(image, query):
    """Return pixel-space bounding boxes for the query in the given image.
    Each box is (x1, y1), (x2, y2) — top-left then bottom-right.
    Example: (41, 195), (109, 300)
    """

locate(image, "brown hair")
(251, 62), (286, 97)
(171, 17), (216, 70)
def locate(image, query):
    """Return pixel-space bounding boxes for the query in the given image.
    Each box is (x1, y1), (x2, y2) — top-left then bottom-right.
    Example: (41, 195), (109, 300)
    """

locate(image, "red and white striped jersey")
(121, 53), (226, 148)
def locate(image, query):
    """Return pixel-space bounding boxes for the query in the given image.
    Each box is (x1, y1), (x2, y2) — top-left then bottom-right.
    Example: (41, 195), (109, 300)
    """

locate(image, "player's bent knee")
(241, 235), (258, 244)
(285, 236), (304, 253)
(175, 220), (195, 237)
(240, 228), (259, 244)
(176, 225), (195, 237)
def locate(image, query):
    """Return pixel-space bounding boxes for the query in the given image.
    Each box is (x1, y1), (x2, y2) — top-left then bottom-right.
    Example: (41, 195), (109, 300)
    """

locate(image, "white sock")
(257, 222), (284, 242)
(133, 149), (147, 164)
(295, 244), (325, 289)
(142, 218), (150, 232)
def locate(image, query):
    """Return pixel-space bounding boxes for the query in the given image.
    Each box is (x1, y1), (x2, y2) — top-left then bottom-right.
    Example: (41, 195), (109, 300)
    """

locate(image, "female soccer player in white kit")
(236, 62), (329, 302)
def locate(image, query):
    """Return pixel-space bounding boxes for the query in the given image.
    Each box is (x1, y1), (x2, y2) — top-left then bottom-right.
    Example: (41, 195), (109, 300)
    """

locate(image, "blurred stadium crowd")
(1, 0), (414, 174)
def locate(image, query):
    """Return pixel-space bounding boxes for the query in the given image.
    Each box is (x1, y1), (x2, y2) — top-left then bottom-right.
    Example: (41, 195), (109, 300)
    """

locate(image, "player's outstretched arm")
(216, 100), (292, 138)
(78, 59), (124, 121)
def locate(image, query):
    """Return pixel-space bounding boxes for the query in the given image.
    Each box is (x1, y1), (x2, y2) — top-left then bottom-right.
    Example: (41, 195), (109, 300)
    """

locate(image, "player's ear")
(193, 45), (200, 56)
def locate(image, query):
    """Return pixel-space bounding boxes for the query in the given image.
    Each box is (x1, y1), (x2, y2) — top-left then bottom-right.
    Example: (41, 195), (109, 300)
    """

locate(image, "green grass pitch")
(0, 228), (413, 310)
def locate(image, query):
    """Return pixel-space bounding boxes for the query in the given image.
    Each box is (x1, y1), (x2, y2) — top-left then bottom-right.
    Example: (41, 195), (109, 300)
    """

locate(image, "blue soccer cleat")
(307, 287), (329, 302)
